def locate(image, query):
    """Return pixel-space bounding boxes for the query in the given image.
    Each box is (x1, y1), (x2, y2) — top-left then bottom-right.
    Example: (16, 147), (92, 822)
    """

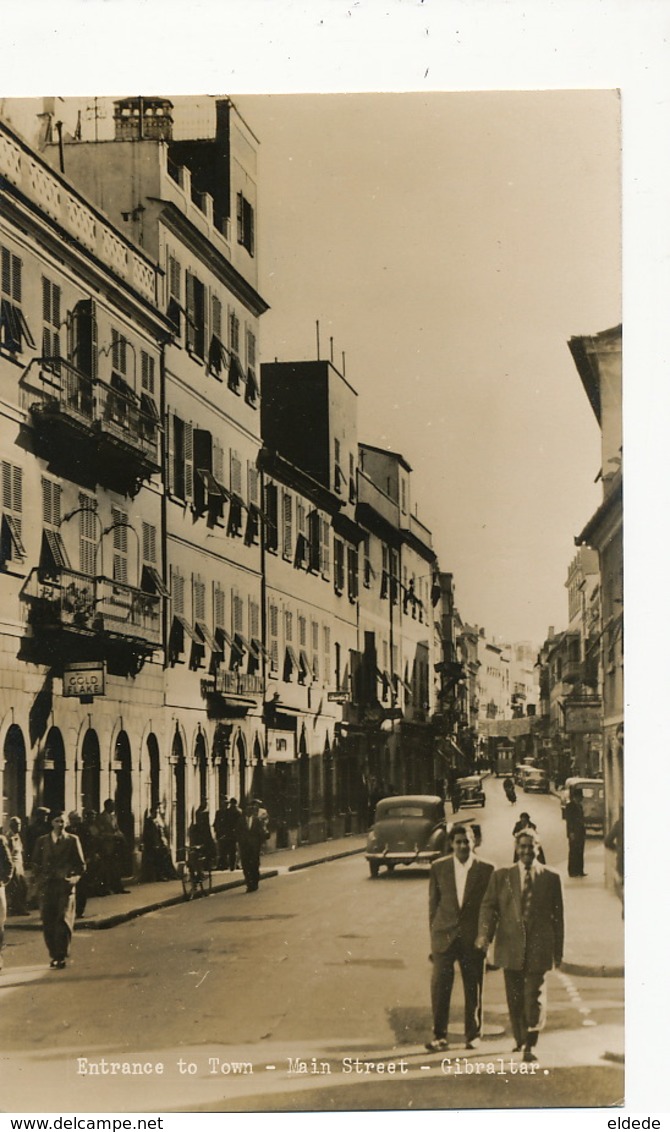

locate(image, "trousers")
(430, 939), (485, 1042)
(503, 967), (547, 1048)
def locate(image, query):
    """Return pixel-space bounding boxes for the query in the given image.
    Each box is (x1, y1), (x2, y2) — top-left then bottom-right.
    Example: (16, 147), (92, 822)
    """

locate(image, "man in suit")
(425, 824), (495, 1052)
(565, 786), (587, 877)
(236, 800), (268, 892)
(31, 810), (86, 969)
(476, 828), (564, 1063)
(0, 830), (14, 970)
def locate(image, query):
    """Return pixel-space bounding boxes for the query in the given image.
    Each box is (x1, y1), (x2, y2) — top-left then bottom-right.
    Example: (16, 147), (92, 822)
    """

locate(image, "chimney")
(113, 97), (174, 142)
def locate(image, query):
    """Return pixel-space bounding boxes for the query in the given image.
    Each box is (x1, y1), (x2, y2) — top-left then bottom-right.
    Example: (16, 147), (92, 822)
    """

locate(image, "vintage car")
(365, 795), (447, 877)
(559, 776), (605, 830)
(514, 763), (532, 787)
(523, 767), (550, 794)
(454, 775), (486, 808)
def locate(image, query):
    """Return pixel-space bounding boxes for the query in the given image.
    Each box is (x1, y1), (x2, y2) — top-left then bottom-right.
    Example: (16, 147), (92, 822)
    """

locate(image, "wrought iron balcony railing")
(25, 567), (162, 646)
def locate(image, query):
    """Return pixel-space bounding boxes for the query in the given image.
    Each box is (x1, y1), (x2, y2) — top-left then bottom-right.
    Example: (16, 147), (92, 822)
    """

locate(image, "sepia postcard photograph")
(0, 0), (665, 1125)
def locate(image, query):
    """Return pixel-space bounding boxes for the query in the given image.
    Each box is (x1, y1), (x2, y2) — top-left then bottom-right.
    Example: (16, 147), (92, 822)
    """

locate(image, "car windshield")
(379, 805), (431, 819)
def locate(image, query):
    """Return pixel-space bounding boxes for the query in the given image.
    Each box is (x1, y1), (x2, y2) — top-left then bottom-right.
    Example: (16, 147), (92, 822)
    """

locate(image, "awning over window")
(215, 626), (235, 651)
(173, 614), (200, 643)
(141, 564), (169, 598)
(299, 649), (313, 680)
(4, 514), (25, 558)
(285, 645), (300, 671)
(141, 392), (160, 421)
(252, 637), (272, 663)
(196, 621), (218, 650)
(197, 468), (224, 497)
(43, 529), (71, 570)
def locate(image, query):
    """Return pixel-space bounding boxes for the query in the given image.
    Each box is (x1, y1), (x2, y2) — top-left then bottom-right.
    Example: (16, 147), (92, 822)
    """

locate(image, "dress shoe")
(425, 1038), (449, 1053)
(465, 1038), (481, 1050)
(512, 1044), (522, 1053)
(522, 1048), (538, 1063)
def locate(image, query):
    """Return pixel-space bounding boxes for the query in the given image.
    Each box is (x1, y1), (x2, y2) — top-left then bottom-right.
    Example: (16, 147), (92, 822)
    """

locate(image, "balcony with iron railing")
(25, 567), (162, 648)
(26, 358), (160, 488)
(205, 666), (264, 699)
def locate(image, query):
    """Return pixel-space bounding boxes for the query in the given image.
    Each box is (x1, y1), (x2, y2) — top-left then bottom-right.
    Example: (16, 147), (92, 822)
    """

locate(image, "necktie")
(521, 866), (533, 925)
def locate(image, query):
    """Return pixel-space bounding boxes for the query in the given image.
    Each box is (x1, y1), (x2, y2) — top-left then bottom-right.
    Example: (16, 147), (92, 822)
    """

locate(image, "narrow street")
(1, 779), (623, 1112)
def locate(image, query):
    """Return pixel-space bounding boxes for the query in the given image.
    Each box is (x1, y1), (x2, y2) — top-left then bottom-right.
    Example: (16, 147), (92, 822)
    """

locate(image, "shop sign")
(63, 662), (105, 698)
(266, 729), (296, 762)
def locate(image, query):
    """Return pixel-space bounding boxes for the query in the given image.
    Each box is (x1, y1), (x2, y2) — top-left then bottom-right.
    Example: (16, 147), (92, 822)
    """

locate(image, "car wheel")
(369, 861), (380, 878)
(481, 798), (486, 807)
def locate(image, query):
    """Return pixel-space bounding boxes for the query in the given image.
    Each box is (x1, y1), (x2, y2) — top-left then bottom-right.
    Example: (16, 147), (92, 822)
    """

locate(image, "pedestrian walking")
(476, 828), (564, 1063)
(6, 817), (29, 916)
(425, 824), (494, 1052)
(0, 830), (14, 969)
(564, 786), (587, 877)
(65, 812), (88, 917)
(503, 777), (517, 805)
(236, 799), (268, 892)
(141, 805), (178, 882)
(217, 798), (241, 871)
(98, 799), (129, 894)
(31, 811), (85, 969)
(512, 813), (546, 864)
(604, 808), (624, 910)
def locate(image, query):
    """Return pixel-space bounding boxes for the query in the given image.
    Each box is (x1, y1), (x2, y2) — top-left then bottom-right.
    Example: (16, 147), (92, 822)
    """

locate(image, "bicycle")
(178, 844), (213, 900)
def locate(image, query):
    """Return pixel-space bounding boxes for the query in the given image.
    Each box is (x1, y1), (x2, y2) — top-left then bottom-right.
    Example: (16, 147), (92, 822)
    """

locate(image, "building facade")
(1, 96), (449, 870)
(571, 324), (623, 880)
(0, 117), (169, 869)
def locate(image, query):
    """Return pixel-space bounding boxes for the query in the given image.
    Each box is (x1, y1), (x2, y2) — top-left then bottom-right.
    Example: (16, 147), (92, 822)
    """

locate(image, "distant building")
(571, 324), (623, 873)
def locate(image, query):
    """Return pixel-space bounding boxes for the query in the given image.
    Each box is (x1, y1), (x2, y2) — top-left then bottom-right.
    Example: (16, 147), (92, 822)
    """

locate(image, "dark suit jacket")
(32, 832), (86, 895)
(429, 854), (495, 953)
(478, 863), (564, 973)
(236, 814), (266, 854)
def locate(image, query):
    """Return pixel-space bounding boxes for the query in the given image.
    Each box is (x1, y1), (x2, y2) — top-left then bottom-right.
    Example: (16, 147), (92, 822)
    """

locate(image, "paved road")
(1, 778), (623, 1113)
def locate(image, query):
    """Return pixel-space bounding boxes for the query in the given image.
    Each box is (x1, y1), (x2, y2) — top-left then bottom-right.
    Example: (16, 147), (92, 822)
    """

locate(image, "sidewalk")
(6, 832), (623, 977)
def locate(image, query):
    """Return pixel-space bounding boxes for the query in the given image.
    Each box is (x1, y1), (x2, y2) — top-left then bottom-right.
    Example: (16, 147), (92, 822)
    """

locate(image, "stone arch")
(2, 723), (27, 826)
(80, 728), (101, 815)
(36, 727), (66, 814)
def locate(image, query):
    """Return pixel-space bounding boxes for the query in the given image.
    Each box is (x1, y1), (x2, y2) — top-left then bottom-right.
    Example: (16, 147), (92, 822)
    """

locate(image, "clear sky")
(236, 90), (621, 646)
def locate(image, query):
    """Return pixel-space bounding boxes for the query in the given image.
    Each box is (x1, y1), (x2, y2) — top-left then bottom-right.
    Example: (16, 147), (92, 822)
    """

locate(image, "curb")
(561, 960), (624, 979)
(7, 846), (365, 932)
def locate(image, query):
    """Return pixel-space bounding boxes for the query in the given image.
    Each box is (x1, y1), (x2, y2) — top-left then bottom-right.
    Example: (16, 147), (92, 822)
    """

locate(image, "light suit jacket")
(478, 863), (564, 973)
(429, 855), (495, 953)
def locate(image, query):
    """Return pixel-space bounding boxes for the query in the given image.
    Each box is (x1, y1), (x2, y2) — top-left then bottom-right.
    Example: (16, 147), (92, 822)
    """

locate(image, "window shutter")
(282, 491), (293, 558)
(185, 271), (195, 352)
(213, 584), (225, 630)
(166, 412), (175, 495)
(230, 451), (242, 496)
(13, 465), (23, 518)
(184, 422), (194, 502)
(212, 440), (224, 484)
(236, 193), (243, 244)
(142, 521), (157, 564)
(172, 569), (185, 615)
(1, 248), (10, 296)
(2, 462), (13, 511)
(212, 294), (222, 339)
(12, 255), (21, 304)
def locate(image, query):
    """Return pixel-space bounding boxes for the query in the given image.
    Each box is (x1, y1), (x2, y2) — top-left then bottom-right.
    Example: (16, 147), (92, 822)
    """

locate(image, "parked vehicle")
(560, 777), (605, 830)
(365, 795), (447, 878)
(514, 763), (533, 788)
(455, 775), (486, 808)
(523, 767), (550, 794)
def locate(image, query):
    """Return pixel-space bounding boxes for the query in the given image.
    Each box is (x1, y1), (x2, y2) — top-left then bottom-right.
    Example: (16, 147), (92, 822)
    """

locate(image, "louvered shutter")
(184, 422), (194, 502)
